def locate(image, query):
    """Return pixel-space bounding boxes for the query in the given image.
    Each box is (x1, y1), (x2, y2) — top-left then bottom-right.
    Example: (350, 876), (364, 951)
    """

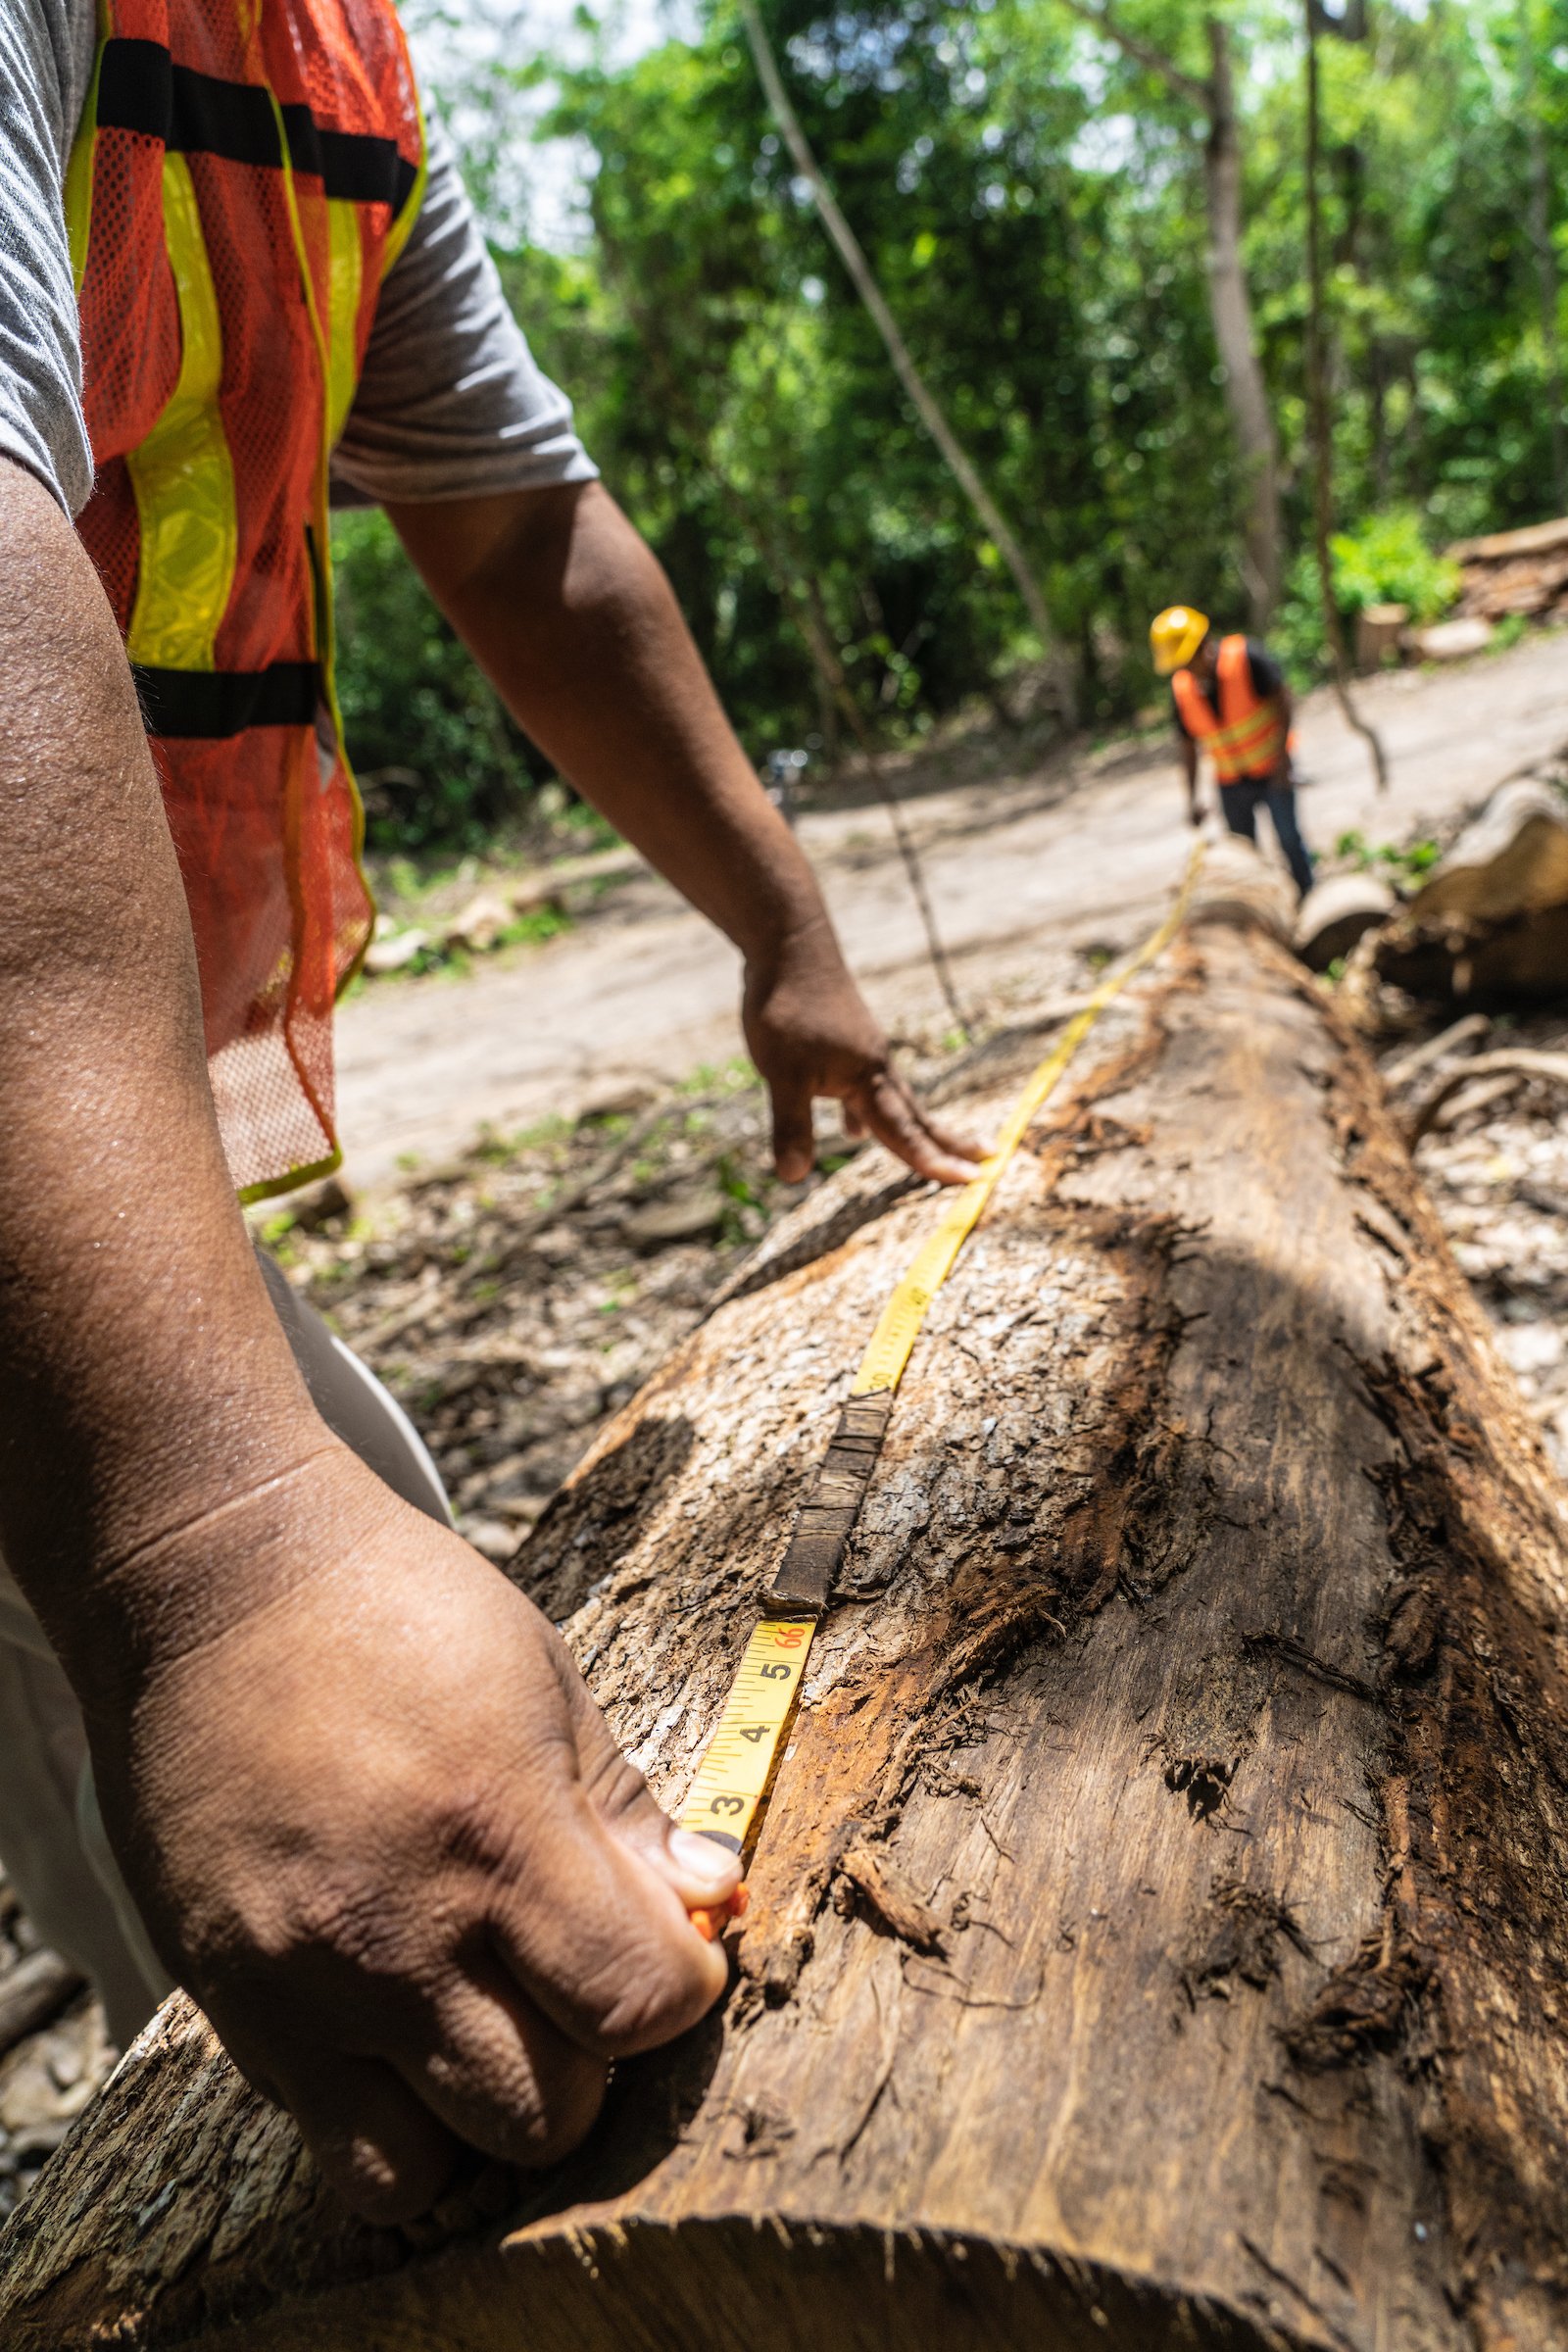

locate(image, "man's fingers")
(485, 1684), (731, 2057)
(398, 1972), (608, 2171)
(855, 1071), (985, 1185)
(610, 1787), (744, 1912)
(277, 2049), (460, 2224)
(768, 1074), (816, 1183)
(915, 1101), (988, 1169)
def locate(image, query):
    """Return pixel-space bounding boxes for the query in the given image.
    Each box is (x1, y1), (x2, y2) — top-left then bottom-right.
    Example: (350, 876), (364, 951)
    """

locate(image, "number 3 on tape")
(678, 1618), (815, 1857)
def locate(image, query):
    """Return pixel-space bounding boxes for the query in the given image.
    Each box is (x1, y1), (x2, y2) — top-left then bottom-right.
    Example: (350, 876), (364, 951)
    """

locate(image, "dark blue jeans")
(1218, 776), (1315, 900)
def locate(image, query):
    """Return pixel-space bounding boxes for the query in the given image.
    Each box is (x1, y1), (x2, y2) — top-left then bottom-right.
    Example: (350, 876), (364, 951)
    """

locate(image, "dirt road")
(334, 630), (1568, 1189)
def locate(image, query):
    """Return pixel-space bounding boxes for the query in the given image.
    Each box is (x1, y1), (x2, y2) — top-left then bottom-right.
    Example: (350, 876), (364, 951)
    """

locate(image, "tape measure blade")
(678, 1618), (816, 1854)
(680, 846), (1201, 1870)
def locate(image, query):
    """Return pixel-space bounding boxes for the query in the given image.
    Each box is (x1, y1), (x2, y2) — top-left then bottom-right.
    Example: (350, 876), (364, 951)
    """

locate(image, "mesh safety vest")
(1171, 635), (1289, 786)
(68, 0), (425, 1200)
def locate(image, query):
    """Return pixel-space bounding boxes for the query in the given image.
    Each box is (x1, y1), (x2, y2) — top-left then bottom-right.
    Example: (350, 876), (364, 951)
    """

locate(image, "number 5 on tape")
(678, 1618), (813, 1856)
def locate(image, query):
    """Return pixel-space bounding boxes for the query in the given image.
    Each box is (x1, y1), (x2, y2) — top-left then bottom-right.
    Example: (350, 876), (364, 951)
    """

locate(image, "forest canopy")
(336, 0), (1568, 850)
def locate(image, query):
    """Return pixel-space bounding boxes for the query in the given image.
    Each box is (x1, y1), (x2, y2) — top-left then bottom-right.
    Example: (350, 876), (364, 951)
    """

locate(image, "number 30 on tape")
(678, 1617), (815, 1856)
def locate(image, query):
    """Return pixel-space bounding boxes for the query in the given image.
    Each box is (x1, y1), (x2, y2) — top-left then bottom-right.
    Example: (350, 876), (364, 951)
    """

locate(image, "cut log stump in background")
(5, 846), (1568, 2350)
(1373, 774), (1568, 1005)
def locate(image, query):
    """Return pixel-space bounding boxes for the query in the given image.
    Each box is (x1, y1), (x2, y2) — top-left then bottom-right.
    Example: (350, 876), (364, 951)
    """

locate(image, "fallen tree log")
(5, 853), (1568, 2350)
(1372, 777), (1568, 1006)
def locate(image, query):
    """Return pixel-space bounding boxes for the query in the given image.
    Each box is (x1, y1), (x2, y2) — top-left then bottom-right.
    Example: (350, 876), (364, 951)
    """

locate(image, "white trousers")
(0, 1255), (451, 2049)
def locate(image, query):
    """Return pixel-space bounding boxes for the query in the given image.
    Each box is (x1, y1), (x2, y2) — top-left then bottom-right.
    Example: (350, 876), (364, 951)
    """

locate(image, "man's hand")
(743, 917), (983, 1185)
(1189, 794), (1205, 829)
(87, 1447), (740, 2223)
(388, 485), (983, 1190)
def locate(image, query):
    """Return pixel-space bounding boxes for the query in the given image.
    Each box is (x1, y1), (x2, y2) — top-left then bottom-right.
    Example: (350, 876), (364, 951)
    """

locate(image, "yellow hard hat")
(1150, 606), (1210, 676)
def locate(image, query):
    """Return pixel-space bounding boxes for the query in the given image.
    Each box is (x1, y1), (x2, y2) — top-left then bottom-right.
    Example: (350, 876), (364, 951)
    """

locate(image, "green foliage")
(326, 0), (1568, 843)
(1271, 507), (1461, 679)
(1334, 828), (1443, 888)
(1329, 509), (1463, 624)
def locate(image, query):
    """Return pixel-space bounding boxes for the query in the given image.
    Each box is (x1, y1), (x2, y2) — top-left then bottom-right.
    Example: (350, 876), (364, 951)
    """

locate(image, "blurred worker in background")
(1151, 608), (1315, 900)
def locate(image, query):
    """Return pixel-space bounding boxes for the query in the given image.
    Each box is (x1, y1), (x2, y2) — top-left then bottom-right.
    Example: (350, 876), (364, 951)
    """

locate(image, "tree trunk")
(1303, 4), (1390, 793)
(736, 0), (1074, 724)
(1060, 7), (1283, 631)
(6, 853), (1568, 2349)
(1201, 21), (1282, 629)
(1519, 0), (1568, 513)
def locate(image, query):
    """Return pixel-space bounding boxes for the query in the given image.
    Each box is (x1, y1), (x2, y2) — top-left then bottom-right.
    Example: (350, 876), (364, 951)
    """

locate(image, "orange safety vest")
(1171, 635), (1289, 787)
(68, 0), (425, 1200)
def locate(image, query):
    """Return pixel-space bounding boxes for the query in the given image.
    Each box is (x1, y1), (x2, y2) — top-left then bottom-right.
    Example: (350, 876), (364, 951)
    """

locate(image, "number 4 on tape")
(678, 1617), (812, 1856)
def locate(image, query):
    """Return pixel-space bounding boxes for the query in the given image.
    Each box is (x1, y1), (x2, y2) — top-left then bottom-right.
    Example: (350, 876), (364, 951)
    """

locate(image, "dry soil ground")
(334, 629), (1568, 1190)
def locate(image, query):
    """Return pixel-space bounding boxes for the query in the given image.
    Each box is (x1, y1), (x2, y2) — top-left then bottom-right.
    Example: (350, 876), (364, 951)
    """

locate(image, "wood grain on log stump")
(5, 852), (1568, 2351)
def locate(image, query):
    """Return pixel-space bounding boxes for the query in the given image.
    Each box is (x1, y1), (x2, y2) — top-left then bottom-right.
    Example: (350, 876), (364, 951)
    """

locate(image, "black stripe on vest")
(96, 40), (417, 215)
(133, 662), (320, 739)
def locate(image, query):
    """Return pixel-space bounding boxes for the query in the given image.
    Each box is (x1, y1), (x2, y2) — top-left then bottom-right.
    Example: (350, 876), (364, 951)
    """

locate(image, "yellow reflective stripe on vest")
(124, 155), (238, 671)
(324, 199), (365, 446)
(378, 99), (427, 283)
(1211, 711), (1287, 778)
(1210, 709), (1284, 758)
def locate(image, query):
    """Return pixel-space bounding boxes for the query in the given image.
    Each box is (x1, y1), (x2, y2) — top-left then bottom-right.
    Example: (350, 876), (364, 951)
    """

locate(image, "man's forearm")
(390, 477), (981, 1189)
(0, 462), (320, 1695)
(387, 481), (829, 962)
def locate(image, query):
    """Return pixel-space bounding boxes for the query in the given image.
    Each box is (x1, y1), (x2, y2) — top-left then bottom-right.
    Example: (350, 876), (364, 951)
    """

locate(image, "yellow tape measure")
(677, 1618), (812, 1858)
(679, 847), (1202, 1905)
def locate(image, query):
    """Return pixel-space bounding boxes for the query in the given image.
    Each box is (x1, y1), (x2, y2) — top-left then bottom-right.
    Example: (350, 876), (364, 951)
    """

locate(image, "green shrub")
(1272, 511), (1462, 685)
(1328, 509), (1462, 625)
(1334, 829), (1443, 889)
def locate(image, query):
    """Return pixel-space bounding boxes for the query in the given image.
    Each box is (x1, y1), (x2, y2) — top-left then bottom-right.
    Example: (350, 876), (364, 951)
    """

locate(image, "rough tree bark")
(5, 851), (1568, 2349)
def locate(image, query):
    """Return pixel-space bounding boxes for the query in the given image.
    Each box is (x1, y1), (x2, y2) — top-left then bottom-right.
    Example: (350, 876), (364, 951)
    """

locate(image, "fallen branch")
(1407, 1049), (1568, 1145)
(1382, 1013), (1492, 1094)
(0, 1951), (84, 2063)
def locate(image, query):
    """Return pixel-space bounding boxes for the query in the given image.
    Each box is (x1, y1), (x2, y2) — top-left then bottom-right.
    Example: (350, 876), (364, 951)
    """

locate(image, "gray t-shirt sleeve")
(0, 0), (93, 515)
(0, 13), (590, 518)
(330, 119), (597, 506)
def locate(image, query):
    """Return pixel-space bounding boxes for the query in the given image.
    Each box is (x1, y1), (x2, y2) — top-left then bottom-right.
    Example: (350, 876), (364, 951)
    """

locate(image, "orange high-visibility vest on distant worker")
(1171, 635), (1289, 786)
(67, 0), (426, 1200)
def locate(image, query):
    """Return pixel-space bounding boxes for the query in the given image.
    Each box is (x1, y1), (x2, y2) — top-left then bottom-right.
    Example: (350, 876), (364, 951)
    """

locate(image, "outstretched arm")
(388, 479), (981, 1184)
(0, 454), (741, 2221)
